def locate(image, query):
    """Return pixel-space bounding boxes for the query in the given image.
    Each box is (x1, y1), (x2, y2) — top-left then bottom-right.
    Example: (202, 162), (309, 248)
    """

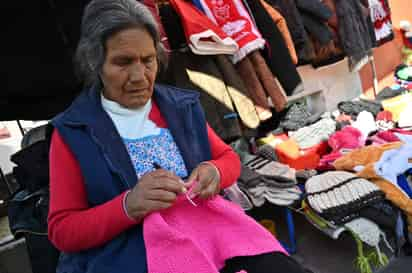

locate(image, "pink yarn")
(143, 195), (286, 273)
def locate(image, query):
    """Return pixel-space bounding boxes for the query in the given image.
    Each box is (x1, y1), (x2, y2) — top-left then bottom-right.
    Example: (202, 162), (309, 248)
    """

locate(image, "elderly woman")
(48, 0), (311, 273)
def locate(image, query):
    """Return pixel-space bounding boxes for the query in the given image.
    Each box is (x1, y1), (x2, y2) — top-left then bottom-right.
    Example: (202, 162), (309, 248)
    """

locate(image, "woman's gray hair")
(75, 0), (167, 87)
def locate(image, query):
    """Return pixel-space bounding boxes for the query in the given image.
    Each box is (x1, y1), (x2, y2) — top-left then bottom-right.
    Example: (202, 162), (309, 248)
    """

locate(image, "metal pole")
(370, 55), (379, 99)
(16, 120), (25, 136)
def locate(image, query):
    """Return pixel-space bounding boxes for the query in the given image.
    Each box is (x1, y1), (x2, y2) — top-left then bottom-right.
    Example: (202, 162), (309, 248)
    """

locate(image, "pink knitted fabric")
(319, 126), (364, 170)
(328, 126), (364, 152)
(143, 195), (286, 273)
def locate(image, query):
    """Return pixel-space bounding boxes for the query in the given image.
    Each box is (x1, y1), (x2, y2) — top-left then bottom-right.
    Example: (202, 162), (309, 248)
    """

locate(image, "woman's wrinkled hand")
(186, 162), (221, 199)
(125, 169), (186, 220)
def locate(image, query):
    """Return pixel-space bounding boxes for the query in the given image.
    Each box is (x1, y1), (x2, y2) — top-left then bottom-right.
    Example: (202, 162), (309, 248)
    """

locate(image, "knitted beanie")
(345, 217), (393, 273)
(305, 171), (384, 225)
(376, 111), (395, 131)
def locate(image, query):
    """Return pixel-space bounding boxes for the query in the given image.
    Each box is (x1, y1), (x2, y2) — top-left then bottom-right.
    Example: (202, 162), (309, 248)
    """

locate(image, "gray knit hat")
(305, 171), (384, 225)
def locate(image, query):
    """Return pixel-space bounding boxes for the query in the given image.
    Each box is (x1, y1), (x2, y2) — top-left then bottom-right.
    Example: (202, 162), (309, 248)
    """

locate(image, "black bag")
(7, 124), (60, 273)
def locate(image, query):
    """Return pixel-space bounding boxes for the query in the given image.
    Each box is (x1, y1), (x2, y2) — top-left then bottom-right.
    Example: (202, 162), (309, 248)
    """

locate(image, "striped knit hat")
(305, 171), (384, 225)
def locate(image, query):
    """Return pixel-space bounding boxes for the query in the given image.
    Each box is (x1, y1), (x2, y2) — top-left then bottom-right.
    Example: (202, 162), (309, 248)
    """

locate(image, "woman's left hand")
(186, 162), (221, 199)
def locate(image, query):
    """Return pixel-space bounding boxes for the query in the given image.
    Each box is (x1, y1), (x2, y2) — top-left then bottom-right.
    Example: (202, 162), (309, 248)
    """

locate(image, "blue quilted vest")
(51, 84), (212, 273)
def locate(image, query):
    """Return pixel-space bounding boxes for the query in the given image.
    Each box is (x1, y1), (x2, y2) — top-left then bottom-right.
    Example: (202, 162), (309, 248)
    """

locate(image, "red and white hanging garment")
(170, 0), (239, 55)
(195, 0), (265, 63)
(368, 0), (394, 44)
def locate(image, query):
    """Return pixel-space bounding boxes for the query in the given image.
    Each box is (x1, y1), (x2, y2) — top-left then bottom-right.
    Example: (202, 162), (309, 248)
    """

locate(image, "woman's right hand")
(125, 169), (187, 220)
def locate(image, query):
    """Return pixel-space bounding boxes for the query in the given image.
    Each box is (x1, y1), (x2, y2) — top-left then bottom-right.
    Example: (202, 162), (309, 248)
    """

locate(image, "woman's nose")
(129, 62), (145, 82)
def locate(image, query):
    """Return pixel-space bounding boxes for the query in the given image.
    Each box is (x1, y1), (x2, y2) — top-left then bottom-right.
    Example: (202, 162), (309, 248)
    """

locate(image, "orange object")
(259, 219), (277, 236)
(275, 139), (329, 170)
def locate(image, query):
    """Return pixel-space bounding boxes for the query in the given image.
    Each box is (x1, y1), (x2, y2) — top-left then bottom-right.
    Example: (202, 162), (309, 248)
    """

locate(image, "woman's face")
(101, 27), (158, 109)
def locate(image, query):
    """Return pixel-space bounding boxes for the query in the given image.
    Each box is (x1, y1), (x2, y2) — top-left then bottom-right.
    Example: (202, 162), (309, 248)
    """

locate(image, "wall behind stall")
(359, 0), (412, 93)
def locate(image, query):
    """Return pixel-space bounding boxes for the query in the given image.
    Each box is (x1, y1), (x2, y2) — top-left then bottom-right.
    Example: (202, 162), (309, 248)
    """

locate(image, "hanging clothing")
(244, 0), (303, 96)
(248, 51), (287, 112)
(163, 51), (243, 141)
(193, 0), (266, 63)
(215, 55), (260, 129)
(159, 2), (188, 50)
(235, 57), (272, 121)
(170, 0), (239, 55)
(368, 0), (394, 45)
(259, 0), (298, 64)
(335, 0), (374, 69)
(140, 0), (171, 50)
(265, 0), (315, 63)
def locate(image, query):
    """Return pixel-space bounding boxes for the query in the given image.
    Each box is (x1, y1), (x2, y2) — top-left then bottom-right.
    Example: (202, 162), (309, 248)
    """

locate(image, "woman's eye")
(143, 56), (155, 66)
(114, 58), (132, 66)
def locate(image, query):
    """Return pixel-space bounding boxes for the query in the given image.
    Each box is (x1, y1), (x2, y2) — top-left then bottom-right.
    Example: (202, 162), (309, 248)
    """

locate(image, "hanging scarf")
(368, 0), (393, 44)
(194, 0), (266, 63)
(170, 0), (239, 55)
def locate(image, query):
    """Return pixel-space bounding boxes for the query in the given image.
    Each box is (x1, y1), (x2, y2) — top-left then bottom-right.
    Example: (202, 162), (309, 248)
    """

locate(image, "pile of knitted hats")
(305, 171), (385, 225)
(237, 145), (301, 207)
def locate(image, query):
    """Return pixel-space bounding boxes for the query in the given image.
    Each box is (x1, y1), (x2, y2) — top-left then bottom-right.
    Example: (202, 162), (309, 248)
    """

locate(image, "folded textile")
(170, 0), (239, 55)
(295, 169), (317, 183)
(289, 114), (336, 149)
(248, 184), (301, 206)
(280, 102), (322, 132)
(333, 141), (412, 231)
(257, 144), (278, 162)
(305, 171), (385, 225)
(374, 134), (412, 195)
(275, 138), (329, 170)
(194, 0), (265, 63)
(244, 157), (297, 187)
(223, 182), (254, 210)
(143, 195), (286, 273)
(338, 99), (382, 119)
(375, 86), (408, 102)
